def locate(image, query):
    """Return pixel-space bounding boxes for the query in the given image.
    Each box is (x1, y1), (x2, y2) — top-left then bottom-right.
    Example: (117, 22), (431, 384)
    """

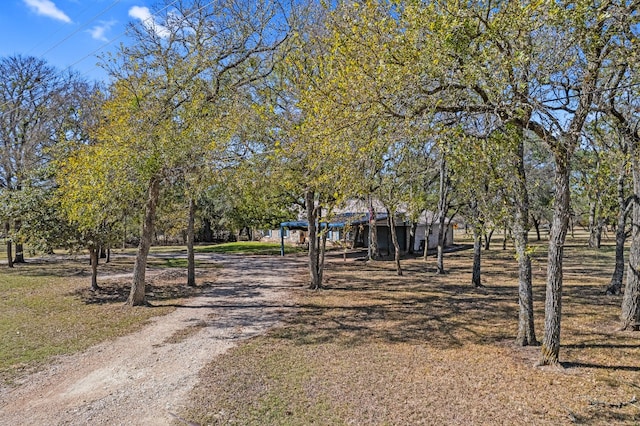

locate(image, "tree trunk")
(409, 221), (417, 254)
(122, 214), (127, 249)
(202, 218), (213, 242)
(472, 226), (482, 287)
(607, 167), (630, 295)
(532, 217), (541, 241)
(484, 229), (494, 250)
(89, 245), (99, 291)
(387, 208), (402, 276)
(5, 221), (13, 268)
(594, 219), (604, 249)
(306, 190), (322, 290)
(423, 222), (432, 261)
(588, 198), (600, 248)
(621, 137), (640, 330)
(13, 220), (24, 263)
(368, 195), (378, 261)
(187, 197), (196, 287)
(502, 228), (508, 250)
(513, 137), (537, 346)
(608, 213), (628, 295)
(436, 155), (449, 274)
(319, 224), (327, 284)
(539, 149), (571, 366)
(128, 175), (161, 306)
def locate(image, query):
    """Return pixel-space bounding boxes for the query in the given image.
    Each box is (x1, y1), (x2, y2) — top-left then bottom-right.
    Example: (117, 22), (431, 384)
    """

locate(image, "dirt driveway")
(0, 254), (305, 425)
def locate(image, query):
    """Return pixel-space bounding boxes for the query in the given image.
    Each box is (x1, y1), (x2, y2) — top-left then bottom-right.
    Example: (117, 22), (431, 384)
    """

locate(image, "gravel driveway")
(0, 254), (305, 425)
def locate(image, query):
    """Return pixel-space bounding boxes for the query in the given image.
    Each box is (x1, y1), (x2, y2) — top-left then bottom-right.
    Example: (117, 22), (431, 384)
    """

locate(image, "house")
(264, 200), (454, 255)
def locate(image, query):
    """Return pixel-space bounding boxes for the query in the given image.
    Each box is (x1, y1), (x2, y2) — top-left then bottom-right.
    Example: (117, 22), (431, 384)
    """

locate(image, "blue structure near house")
(278, 212), (407, 256)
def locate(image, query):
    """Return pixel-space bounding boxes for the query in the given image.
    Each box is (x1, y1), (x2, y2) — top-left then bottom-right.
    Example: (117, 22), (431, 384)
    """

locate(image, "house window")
(263, 230), (272, 237)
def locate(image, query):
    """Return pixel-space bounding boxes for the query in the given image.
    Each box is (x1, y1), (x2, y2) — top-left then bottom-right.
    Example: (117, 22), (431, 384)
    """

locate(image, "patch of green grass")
(0, 272), (173, 384)
(145, 258), (221, 269)
(195, 241), (306, 256)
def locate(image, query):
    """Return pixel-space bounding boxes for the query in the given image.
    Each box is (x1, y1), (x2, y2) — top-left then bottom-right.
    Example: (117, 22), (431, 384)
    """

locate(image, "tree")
(95, 0), (291, 304)
(603, 63), (640, 327)
(0, 55), (89, 265)
(530, 1), (639, 364)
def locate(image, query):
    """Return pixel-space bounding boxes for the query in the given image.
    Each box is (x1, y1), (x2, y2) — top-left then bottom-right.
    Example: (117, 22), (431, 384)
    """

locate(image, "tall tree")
(98, 0), (291, 305)
(0, 55), (88, 265)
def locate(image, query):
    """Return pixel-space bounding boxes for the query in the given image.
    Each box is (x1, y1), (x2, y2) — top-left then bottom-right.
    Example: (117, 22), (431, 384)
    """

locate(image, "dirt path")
(0, 254), (305, 426)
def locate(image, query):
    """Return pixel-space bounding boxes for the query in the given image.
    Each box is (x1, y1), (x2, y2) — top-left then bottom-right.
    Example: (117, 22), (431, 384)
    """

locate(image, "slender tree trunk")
(515, 226), (536, 346)
(387, 208), (402, 276)
(89, 245), (99, 291)
(5, 221), (13, 268)
(621, 138), (640, 330)
(607, 167), (630, 295)
(13, 220), (24, 263)
(106, 246), (111, 263)
(122, 214), (127, 249)
(128, 176), (161, 306)
(368, 195), (378, 261)
(202, 218), (213, 242)
(595, 219), (604, 249)
(423, 222), (432, 261)
(532, 217), (541, 241)
(306, 190), (322, 290)
(472, 226), (482, 287)
(608, 212), (628, 295)
(513, 136), (537, 346)
(588, 198), (600, 248)
(484, 229), (494, 250)
(539, 149), (571, 366)
(409, 222), (417, 254)
(319, 224), (327, 284)
(436, 155), (449, 274)
(187, 197), (196, 287)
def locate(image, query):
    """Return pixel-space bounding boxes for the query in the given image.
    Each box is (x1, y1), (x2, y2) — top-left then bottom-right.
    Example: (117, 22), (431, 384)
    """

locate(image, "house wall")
(414, 224), (454, 252)
(360, 225), (409, 255)
(260, 229), (306, 244)
(261, 228), (343, 245)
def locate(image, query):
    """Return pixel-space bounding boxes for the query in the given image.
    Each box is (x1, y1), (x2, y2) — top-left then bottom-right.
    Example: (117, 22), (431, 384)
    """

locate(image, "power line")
(0, 0), (184, 112)
(66, 0), (216, 83)
(36, 0), (122, 60)
(25, 1), (96, 57)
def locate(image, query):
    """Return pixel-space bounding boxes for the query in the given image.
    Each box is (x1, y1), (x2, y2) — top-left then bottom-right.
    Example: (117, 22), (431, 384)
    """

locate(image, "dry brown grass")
(182, 236), (640, 425)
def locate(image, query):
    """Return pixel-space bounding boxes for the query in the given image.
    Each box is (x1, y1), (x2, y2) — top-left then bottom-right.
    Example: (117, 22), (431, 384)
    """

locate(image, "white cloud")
(129, 6), (170, 38)
(23, 0), (71, 23)
(88, 20), (116, 42)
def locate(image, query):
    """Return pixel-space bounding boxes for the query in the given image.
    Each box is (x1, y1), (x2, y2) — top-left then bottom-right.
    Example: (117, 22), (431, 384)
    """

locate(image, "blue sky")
(0, 0), (163, 83)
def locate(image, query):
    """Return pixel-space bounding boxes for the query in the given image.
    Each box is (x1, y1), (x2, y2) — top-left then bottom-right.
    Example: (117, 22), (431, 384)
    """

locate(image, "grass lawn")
(0, 253), (214, 387)
(181, 234), (640, 425)
(195, 241), (307, 256)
